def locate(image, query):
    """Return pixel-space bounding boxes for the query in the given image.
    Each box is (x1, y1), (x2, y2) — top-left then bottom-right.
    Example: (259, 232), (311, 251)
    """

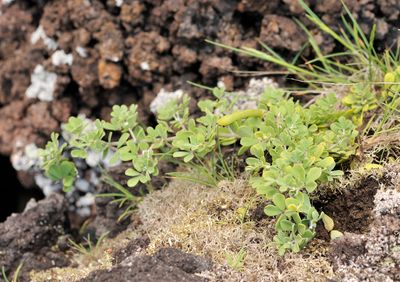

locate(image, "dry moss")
(138, 179), (334, 281)
(29, 229), (139, 282)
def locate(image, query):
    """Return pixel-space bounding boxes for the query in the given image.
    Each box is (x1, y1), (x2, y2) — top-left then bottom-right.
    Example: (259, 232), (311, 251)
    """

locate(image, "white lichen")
(214, 77), (278, 115)
(76, 193), (95, 217)
(86, 150), (103, 168)
(150, 88), (184, 114)
(75, 46), (88, 58)
(75, 179), (90, 192)
(374, 185), (400, 216)
(11, 143), (41, 171)
(234, 77), (278, 111)
(76, 193), (95, 207)
(140, 62), (150, 71)
(26, 65), (57, 101)
(85, 150), (120, 168)
(217, 80), (226, 89)
(34, 174), (61, 196)
(247, 77), (278, 95)
(51, 50), (74, 66)
(31, 25), (58, 50)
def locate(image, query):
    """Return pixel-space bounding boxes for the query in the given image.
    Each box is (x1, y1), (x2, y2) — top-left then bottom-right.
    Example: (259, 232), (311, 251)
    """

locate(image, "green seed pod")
(384, 72), (395, 84)
(330, 230), (344, 240)
(321, 213), (334, 232)
(217, 109), (263, 126)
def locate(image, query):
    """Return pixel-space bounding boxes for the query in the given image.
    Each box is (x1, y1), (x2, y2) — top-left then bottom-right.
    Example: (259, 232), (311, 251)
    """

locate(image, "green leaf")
(318, 157), (335, 170)
(47, 161), (76, 181)
(102, 121), (116, 131)
(238, 146), (248, 156)
(285, 198), (298, 209)
(119, 147), (133, 161)
(264, 205), (283, 216)
(292, 242), (300, 253)
(237, 126), (253, 137)
(125, 168), (140, 177)
(302, 230), (315, 239)
(183, 153), (194, 163)
(330, 170), (344, 176)
(279, 219), (293, 231)
(257, 186), (278, 199)
(297, 223), (307, 235)
(278, 246), (286, 256)
(71, 149), (87, 159)
(250, 143), (265, 159)
(306, 167), (322, 182)
(107, 151), (119, 165)
(173, 151), (189, 158)
(127, 177), (140, 187)
(292, 213), (302, 224)
(272, 193), (286, 211)
(291, 164), (306, 183)
(63, 175), (75, 189)
(240, 137), (258, 147)
(118, 133), (130, 148)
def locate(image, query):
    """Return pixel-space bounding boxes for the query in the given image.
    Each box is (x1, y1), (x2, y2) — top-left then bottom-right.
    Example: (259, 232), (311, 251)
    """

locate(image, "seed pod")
(217, 109), (263, 126)
(321, 213), (334, 232)
(330, 230), (343, 240)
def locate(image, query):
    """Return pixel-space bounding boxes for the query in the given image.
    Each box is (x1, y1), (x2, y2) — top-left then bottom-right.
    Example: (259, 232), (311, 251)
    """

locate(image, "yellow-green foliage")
(383, 66), (400, 97)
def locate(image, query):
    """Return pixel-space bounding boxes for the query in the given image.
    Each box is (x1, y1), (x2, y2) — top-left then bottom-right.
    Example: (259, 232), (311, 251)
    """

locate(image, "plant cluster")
(39, 89), (232, 193)
(38, 0), (398, 255)
(39, 84), (360, 254)
(218, 89), (358, 254)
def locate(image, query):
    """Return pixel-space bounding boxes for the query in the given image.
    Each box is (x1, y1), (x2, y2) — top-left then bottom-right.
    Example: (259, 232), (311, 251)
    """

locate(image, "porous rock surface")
(330, 167), (400, 281)
(79, 247), (212, 282)
(0, 193), (70, 281)
(0, 0), (398, 159)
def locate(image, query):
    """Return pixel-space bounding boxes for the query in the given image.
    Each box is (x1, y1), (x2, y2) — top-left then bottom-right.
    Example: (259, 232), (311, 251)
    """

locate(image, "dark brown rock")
(260, 15), (307, 52)
(0, 193), (70, 280)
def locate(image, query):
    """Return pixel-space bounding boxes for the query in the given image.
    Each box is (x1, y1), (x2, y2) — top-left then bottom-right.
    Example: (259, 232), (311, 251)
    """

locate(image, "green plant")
(39, 86), (357, 255)
(217, 89), (357, 254)
(207, 0), (399, 138)
(68, 232), (109, 258)
(226, 248), (246, 271)
(38, 86), (243, 192)
(97, 173), (143, 222)
(205, 0), (399, 253)
(38, 0), (396, 256)
(2, 263), (23, 282)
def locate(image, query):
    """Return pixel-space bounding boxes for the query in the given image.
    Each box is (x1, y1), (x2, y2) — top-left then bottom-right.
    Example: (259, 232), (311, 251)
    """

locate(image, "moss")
(32, 164), (400, 281)
(30, 230), (139, 282)
(138, 179), (334, 281)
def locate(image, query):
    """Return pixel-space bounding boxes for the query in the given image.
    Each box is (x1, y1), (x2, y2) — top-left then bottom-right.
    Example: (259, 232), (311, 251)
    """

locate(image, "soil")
(329, 168), (400, 281)
(79, 248), (212, 282)
(316, 175), (380, 234)
(83, 174), (133, 238)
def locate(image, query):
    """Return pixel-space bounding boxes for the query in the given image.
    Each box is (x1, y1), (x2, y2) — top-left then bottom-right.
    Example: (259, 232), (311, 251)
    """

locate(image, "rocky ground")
(0, 0), (398, 158)
(0, 0), (399, 281)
